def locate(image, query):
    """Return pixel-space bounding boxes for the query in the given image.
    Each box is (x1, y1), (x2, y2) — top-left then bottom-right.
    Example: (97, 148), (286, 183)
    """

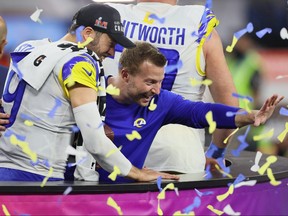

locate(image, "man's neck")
(60, 33), (76, 43)
(107, 76), (133, 105)
(137, 0), (177, 5)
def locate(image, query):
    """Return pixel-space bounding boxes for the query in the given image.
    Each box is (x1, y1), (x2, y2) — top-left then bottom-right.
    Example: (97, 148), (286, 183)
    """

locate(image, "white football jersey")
(0, 39), (102, 179)
(104, 3), (207, 101)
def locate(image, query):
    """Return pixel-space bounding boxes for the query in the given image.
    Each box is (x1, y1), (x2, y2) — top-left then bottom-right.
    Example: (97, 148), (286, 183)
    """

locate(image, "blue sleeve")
(162, 92), (241, 129)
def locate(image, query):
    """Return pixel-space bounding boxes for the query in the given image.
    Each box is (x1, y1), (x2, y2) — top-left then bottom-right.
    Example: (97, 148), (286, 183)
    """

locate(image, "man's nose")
(151, 83), (161, 95)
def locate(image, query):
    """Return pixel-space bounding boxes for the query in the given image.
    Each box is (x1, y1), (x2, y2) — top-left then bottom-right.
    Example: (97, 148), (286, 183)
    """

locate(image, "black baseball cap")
(72, 3), (135, 48)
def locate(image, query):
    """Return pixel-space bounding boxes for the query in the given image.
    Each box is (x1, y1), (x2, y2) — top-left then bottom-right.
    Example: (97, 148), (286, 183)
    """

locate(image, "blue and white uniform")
(0, 39), (131, 181)
(104, 3), (216, 173)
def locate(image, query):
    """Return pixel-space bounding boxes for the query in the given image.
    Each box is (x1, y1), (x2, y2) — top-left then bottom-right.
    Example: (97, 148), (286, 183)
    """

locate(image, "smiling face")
(125, 60), (164, 106)
(118, 41), (167, 106)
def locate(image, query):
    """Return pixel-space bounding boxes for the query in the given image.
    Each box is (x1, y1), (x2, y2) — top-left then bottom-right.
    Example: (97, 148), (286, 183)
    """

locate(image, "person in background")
(78, 41), (283, 183)
(0, 16), (10, 134)
(0, 16), (8, 95)
(0, 3), (179, 182)
(102, 0), (239, 174)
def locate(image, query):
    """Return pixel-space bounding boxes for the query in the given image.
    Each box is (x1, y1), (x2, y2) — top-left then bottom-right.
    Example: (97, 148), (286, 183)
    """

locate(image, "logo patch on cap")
(94, 17), (108, 29)
(113, 21), (124, 32)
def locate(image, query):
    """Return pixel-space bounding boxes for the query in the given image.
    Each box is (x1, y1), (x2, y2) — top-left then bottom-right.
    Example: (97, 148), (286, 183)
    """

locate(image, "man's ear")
(120, 68), (129, 82)
(82, 27), (95, 42)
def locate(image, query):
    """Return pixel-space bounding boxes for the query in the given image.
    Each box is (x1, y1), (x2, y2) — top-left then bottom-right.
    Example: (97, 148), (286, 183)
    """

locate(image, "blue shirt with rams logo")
(98, 87), (240, 182)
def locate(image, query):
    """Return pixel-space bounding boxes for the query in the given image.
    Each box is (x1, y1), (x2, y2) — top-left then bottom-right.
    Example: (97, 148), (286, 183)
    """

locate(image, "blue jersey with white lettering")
(98, 88), (239, 182)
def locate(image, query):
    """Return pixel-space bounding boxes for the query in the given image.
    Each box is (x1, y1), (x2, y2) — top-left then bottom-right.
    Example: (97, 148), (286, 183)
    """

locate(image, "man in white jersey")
(0, 3), (178, 182)
(103, 0), (239, 173)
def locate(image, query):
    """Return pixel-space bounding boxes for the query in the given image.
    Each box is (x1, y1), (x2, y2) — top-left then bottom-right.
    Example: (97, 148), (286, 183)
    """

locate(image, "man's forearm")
(235, 109), (256, 128)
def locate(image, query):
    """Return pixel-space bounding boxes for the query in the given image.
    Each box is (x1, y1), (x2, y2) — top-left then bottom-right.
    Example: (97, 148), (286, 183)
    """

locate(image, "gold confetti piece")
(10, 135), (37, 162)
(126, 130), (141, 141)
(196, 16), (219, 76)
(207, 205), (224, 215)
(143, 12), (154, 24)
(2, 204), (10, 216)
(148, 98), (157, 111)
(107, 197), (123, 215)
(253, 128), (274, 141)
(108, 166), (121, 181)
(242, 98), (252, 113)
(157, 183), (175, 200)
(267, 168), (282, 186)
(224, 128), (239, 144)
(190, 78), (212, 87)
(106, 84), (120, 96)
(40, 167), (54, 187)
(106, 146), (123, 158)
(277, 122), (288, 142)
(24, 120), (34, 126)
(78, 37), (93, 48)
(66, 76), (76, 88)
(226, 36), (238, 53)
(173, 210), (195, 216)
(216, 184), (234, 202)
(205, 111), (216, 134)
(258, 155), (277, 175)
(97, 86), (105, 92)
(215, 164), (233, 178)
(157, 199), (163, 216)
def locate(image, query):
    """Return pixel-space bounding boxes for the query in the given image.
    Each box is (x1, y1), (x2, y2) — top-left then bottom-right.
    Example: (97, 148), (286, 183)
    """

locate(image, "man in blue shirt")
(76, 41), (283, 183)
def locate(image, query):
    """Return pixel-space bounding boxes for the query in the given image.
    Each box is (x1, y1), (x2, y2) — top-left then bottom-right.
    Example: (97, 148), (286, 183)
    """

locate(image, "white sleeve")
(73, 102), (132, 177)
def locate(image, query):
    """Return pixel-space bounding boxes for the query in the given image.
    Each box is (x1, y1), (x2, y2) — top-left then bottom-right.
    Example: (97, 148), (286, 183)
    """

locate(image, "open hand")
(137, 167), (180, 182)
(254, 94), (284, 126)
(0, 112), (9, 136)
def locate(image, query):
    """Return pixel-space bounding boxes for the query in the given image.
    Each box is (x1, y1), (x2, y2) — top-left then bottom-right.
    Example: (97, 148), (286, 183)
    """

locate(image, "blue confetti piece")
(234, 22), (254, 39)
(20, 113), (41, 122)
(232, 93), (254, 102)
(256, 28), (272, 39)
(71, 125), (80, 133)
(226, 110), (248, 117)
(205, 164), (212, 179)
(233, 173), (246, 186)
(165, 60), (183, 74)
(205, 144), (217, 158)
(231, 141), (249, 157)
(183, 196), (201, 214)
(48, 98), (62, 118)
(75, 26), (85, 43)
(68, 156), (87, 167)
(205, 0), (213, 9)
(157, 176), (162, 192)
(4, 129), (26, 141)
(279, 107), (288, 116)
(216, 157), (230, 175)
(237, 125), (251, 143)
(195, 188), (214, 197)
(148, 14), (165, 24)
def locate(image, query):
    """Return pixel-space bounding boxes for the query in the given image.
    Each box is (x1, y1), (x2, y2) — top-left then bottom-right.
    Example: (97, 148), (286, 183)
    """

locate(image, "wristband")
(205, 142), (226, 159)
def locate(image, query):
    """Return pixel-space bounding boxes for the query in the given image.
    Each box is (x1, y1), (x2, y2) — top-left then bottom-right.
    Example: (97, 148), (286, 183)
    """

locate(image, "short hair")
(119, 41), (167, 75)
